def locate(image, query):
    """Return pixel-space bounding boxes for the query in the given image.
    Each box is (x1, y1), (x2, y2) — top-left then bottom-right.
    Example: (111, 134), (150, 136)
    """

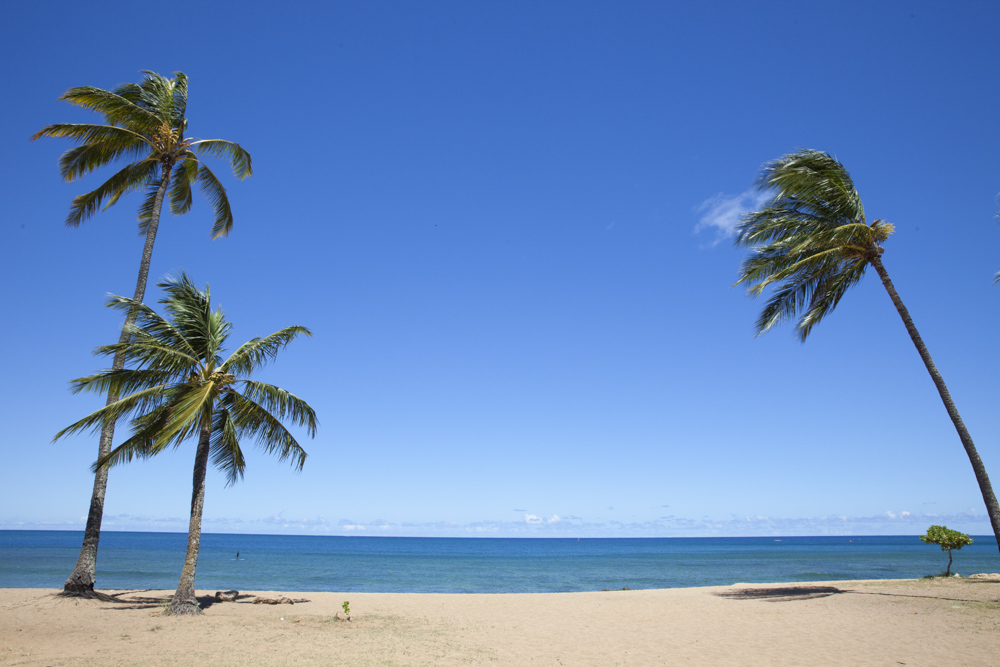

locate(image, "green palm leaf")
(192, 139), (253, 180)
(66, 160), (159, 227)
(58, 86), (162, 133)
(226, 390), (309, 470)
(54, 383), (173, 442)
(194, 164), (234, 238)
(222, 326), (312, 378)
(239, 380), (318, 436)
(169, 157), (199, 215)
(210, 397), (246, 486)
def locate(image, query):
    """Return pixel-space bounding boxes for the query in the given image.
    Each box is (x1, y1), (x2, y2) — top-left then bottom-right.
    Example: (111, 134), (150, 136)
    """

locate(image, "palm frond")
(133, 381), (214, 451)
(751, 256), (867, 339)
(31, 122), (148, 146)
(222, 326), (312, 377)
(58, 86), (163, 133)
(68, 368), (180, 398)
(191, 139), (252, 179)
(169, 156), (198, 215)
(104, 294), (199, 360)
(211, 397), (246, 486)
(194, 164), (234, 238)
(752, 149), (866, 225)
(115, 72), (173, 117)
(95, 336), (199, 375)
(156, 274), (231, 360)
(170, 72), (189, 126)
(54, 383), (174, 442)
(65, 160), (159, 227)
(239, 380), (318, 436)
(32, 124), (153, 182)
(93, 399), (197, 470)
(58, 140), (150, 183)
(226, 391), (309, 470)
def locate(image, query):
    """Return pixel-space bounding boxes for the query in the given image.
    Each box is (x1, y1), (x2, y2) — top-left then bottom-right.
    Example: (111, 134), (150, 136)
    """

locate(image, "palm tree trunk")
(869, 255), (1000, 555)
(169, 420), (212, 615)
(63, 166), (173, 597)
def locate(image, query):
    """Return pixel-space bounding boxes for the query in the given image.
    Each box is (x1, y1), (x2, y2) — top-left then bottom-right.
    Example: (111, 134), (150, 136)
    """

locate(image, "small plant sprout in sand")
(920, 525), (973, 576)
(341, 601), (351, 620)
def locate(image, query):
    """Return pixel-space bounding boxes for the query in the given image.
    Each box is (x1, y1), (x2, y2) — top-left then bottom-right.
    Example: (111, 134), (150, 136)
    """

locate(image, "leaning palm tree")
(734, 149), (1000, 554)
(55, 274), (316, 615)
(34, 71), (252, 596)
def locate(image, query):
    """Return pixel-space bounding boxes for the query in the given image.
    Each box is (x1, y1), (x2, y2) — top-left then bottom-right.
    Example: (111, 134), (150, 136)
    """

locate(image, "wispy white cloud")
(694, 189), (771, 246)
(6, 509), (989, 537)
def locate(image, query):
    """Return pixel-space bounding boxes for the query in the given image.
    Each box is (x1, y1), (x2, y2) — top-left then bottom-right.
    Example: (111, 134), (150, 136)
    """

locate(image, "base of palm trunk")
(61, 574), (96, 598)
(168, 596), (202, 615)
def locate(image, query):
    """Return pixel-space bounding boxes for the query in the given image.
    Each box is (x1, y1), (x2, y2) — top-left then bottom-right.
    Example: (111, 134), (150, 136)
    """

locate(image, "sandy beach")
(1, 578), (999, 666)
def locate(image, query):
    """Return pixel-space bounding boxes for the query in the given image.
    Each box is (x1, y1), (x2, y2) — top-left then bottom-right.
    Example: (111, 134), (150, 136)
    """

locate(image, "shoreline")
(3, 578), (999, 665)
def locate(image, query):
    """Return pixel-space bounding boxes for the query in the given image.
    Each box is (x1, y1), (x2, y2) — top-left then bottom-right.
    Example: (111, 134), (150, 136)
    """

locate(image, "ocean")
(1, 531), (997, 594)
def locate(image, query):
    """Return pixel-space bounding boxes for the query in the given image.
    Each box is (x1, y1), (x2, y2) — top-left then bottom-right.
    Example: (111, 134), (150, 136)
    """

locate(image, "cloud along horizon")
(6, 508), (992, 538)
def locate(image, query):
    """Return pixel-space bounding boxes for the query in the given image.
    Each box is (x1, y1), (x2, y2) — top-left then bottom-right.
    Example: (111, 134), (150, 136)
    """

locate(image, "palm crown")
(55, 274), (316, 485)
(734, 149), (894, 340)
(32, 70), (251, 237)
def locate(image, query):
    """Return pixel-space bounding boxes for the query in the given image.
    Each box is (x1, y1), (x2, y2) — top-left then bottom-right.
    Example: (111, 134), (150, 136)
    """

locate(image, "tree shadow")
(64, 589), (311, 611)
(715, 586), (845, 601)
(83, 590), (218, 611)
(93, 590), (169, 610)
(716, 583), (987, 604)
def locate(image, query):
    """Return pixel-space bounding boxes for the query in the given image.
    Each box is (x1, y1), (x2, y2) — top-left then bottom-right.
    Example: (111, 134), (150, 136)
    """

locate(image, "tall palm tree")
(734, 149), (1000, 554)
(55, 274), (317, 615)
(34, 71), (252, 596)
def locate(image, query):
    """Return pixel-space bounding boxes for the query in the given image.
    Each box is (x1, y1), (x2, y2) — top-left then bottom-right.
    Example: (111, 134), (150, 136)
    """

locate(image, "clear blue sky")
(3, 1), (999, 538)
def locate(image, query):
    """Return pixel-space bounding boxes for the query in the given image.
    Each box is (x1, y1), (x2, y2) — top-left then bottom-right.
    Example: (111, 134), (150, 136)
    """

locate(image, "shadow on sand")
(57, 589), (221, 611)
(715, 586), (844, 602)
(716, 582), (989, 604)
(73, 590), (307, 611)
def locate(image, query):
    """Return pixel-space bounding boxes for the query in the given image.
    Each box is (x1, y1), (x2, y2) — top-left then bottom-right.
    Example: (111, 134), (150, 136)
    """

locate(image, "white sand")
(1, 578), (999, 666)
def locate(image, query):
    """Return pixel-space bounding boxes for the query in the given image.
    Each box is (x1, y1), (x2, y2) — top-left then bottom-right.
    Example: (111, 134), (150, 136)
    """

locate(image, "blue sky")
(2, 1), (999, 538)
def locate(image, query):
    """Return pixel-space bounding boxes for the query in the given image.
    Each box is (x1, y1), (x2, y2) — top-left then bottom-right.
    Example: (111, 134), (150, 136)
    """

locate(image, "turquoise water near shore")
(1, 531), (997, 593)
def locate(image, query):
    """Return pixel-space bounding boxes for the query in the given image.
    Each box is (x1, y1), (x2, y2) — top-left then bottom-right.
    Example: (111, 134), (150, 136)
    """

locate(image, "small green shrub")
(920, 525), (972, 576)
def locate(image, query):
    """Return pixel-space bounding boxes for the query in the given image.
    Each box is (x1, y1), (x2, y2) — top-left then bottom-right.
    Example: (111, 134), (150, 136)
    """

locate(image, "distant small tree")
(920, 525), (973, 576)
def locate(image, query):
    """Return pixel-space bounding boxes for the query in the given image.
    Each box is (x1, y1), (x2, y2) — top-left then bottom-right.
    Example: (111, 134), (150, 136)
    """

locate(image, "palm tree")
(734, 149), (1000, 554)
(55, 274), (317, 615)
(34, 71), (252, 596)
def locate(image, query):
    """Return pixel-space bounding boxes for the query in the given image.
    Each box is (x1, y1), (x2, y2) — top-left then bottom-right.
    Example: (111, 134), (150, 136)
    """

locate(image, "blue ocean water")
(1, 531), (997, 593)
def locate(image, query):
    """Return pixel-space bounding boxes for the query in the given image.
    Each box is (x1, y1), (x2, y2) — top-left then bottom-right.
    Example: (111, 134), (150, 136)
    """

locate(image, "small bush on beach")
(920, 525), (972, 576)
